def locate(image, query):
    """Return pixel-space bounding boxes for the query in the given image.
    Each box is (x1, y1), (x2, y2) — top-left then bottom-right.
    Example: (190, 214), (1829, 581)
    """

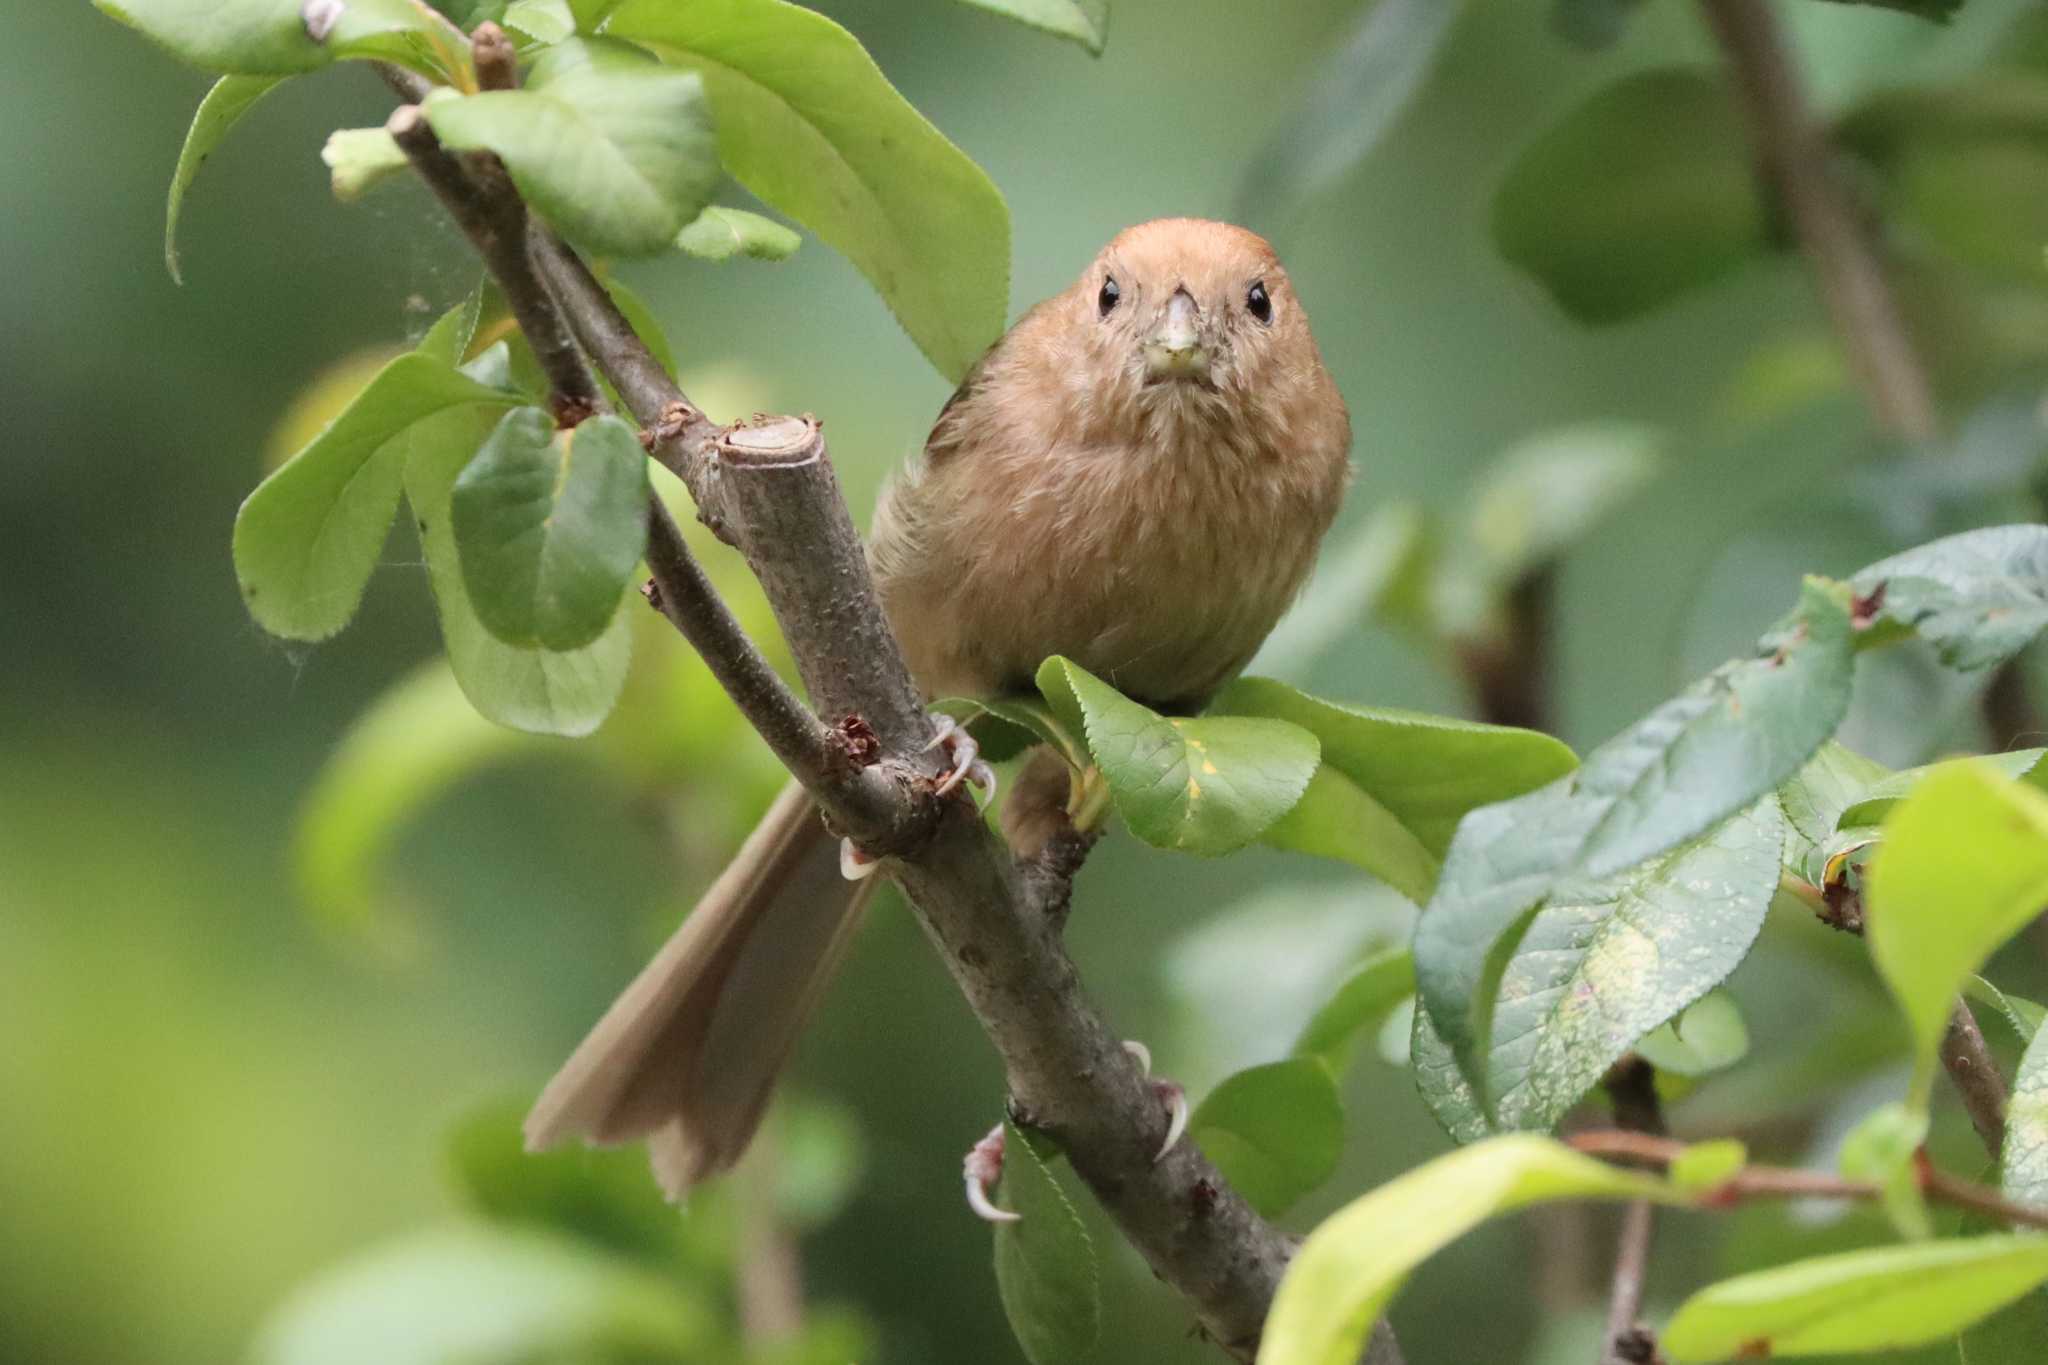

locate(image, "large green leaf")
(294, 662), (530, 959)
(674, 205), (802, 261)
(1257, 1136), (1673, 1365)
(1293, 947), (1416, 1076)
(1837, 748), (2048, 829)
(165, 74), (284, 283)
(234, 353), (522, 641)
(954, 0), (1107, 53)
(1418, 802), (1781, 1138)
(1414, 580), (1853, 1106)
(1854, 525), (2048, 672)
(1037, 658), (1320, 855)
(249, 1226), (713, 1365)
(1661, 1236), (2048, 1362)
(605, 0), (1010, 381)
(992, 1122), (1099, 1365)
(1189, 1058), (1344, 1218)
(2007, 1022), (2048, 1206)
(426, 38), (719, 257)
(1493, 69), (1767, 324)
(404, 400), (634, 737)
(452, 409), (649, 651)
(96, 0), (454, 75)
(1866, 761), (2048, 1107)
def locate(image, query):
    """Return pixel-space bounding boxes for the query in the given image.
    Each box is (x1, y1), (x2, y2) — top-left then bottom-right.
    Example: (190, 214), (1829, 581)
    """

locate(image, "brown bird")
(524, 218), (1353, 1197)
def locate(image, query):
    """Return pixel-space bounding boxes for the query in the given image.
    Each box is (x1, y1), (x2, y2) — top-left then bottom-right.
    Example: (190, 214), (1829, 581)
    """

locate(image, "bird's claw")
(839, 838), (881, 882)
(926, 715), (998, 809)
(1125, 1040), (1188, 1163)
(963, 1122), (1020, 1223)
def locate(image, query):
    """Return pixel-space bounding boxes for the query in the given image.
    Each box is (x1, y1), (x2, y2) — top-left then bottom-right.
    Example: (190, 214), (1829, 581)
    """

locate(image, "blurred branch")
(1457, 568), (1553, 732)
(1698, 0), (1936, 442)
(374, 63), (1394, 1365)
(1940, 1001), (2010, 1157)
(1600, 1059), (1663, 1365)
(1570, 1130), (2048, 1230)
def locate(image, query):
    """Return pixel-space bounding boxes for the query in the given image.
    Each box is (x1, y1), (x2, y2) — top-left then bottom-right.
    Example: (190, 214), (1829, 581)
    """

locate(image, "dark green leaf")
(1493, 69), (1767, 324)
(234, 353), (522, 641)
(1037, 658), (1320, 855)
(1259, 767), (1439, 904)
(1969, 975), (2046, 1050)
(452, 409), (649, 651)
(1234, 0), (1461, 217)
(1550, 0), (1649, 49)
(1190, 1059), (1344, 1218)
(606, 0), (1010, 382)
(1419, 804), (1779, 1137)
(426, 38), (719, 256)
(1293, 948), (1417, 1075)
(293, 662), (529, 959)
(249, 1226), (714, 1365)
(992, 1121), (1099, 1365)
(96, 0), (455, 75)
(403, 404), (635, 737)
(165, 74), (284, 283)
(1853, 525), (2048, 672)
(1414, 581), (1853, 1107)
(2003, 1000), (2048, 1205)
(1261, 1136), (1673, 1365)
(1660, 1236), (2048, 1363)
(1867, 761), (2048, 1107)
(675, 205), (803, 261)
(954, 0), (1107, 53)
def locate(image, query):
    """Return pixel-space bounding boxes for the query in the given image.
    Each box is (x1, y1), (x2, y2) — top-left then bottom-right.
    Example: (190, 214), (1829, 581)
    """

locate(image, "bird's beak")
(1144, 286), (1208, 382)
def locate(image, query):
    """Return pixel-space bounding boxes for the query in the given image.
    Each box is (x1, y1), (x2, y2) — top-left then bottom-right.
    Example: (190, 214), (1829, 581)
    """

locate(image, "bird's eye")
(1097, 276), (1120, 318)
(1246, 280), (1272, 324)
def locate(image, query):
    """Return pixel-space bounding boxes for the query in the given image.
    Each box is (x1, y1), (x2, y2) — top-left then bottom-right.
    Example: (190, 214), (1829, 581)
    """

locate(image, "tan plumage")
(526, 219), (1353, 1195)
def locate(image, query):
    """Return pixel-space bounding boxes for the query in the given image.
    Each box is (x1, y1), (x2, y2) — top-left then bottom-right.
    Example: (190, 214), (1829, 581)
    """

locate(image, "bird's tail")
(523, 779), (871, 1199)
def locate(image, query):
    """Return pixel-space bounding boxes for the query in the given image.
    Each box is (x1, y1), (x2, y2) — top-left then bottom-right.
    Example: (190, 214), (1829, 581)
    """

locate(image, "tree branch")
(1940, 1000), (2010, 1158)
(1699, 0), (1937, 442)
(374, 64), (1389, 1365)
(1601, 1059), (1663, 1365)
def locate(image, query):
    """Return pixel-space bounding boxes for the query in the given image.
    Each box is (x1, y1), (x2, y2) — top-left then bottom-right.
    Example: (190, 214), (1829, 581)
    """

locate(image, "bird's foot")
(963, 1122), (1020, 1223)
(925, 713), (998, 806)
(1124, 1040), (1189, 1162)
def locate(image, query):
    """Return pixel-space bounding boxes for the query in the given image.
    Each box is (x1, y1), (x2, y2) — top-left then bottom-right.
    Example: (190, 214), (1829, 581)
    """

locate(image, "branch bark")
(376, 63), (1395, 1365)
(1600, 1059), (1663, 1365)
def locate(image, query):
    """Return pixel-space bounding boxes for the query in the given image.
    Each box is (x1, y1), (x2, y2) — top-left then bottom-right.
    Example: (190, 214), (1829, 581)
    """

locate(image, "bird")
(523, 218), (1354, 1199)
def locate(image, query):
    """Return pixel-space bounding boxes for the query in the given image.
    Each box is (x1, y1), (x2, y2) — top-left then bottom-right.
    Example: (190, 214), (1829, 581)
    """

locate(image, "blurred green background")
(10, 1), (2048, 1362)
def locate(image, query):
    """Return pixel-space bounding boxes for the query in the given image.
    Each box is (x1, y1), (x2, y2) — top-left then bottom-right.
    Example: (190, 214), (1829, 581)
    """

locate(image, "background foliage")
(12, 0), (2048, 1362)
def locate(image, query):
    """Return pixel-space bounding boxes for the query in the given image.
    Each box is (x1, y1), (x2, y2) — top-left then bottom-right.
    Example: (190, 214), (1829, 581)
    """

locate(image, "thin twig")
(1569, 1130), (2048, 1231)
(1941, 1001), (2010, 1158)
(1600, 1059), (1663, 1365)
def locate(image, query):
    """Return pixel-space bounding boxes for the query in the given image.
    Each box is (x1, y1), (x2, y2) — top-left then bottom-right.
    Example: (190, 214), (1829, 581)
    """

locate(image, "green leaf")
(404, 401), (635, 736)
(1853, 525), (2048, 672)
(97, 0), (455, 75)
(1414, 580), (1853, 1106)
(1778, 740), (1893, 874)
(1235, 0), (1462, 219)
(234, 353), (522, 640)
(294, 662), (529, 959)
(1036, 658), (1319, 855)
(1838, 748), (2048, 830)
(425, 38), (720, 256)
(249, 1226), (713, 1365)
(1867, 760), (2048, 1107)
(1257, 1135), (1673, 1365)
(992, 1121), (1099, 1365)
(502, 0), (573, 43)
(1464, 422), (1665, 588)
(1634, 992), (1751, 1078)
(1493, 69), (1768, 324)
(1812, 0), (1964, 26)
(452, 409), (649, 651)
(418, 286), (487, 367)
(1969, 975), (2046, 1050)
(165, 74), (284, 283)
(321, 127), (409, 201)
(1661, 1236), (2048, 1363)
(674, 205), (803, 261)
(1550, 0), (1650, 49)
(1216, 676), (1578, 893)
(606, 0), (1010, 382)
(1668, 1139), (1748, 1194)
(2003, 1011), (2048, 1205)
(445, 1097), (692, 1266)
(1840, 1102), (1934, 1241)
(1293, 948), (1417, 1076)
(1190, 1059), (1344, 1218)
(1420, 804), (1780, 1137)
(954, 0), (1107, 53)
